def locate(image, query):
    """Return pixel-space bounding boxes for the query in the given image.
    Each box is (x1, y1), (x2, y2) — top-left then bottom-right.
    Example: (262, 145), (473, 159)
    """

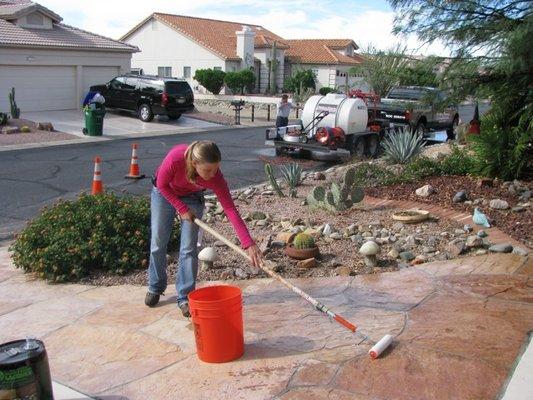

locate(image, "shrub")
(193, 68), (226, 95)
(10, 192), (180, 282)
(468, 106), (532, 180)
(319, 87), (336, 95)
(402, 156), (442, 181)
(20, 125), (31, 133)
(0, 112), (8, 125)
(224, 69), (256, 94)
(382, 129), (426, 164)
(439, 145), (478, 176)
(352, 163), (397, 187)
(284, 69), (316, 94)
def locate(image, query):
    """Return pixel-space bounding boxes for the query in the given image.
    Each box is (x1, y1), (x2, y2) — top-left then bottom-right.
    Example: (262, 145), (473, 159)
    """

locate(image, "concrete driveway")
(24, 109), (221, 138)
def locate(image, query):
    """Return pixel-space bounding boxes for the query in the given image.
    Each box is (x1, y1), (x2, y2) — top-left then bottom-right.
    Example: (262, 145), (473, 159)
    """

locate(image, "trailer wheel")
(366, 135), (380, 158)
(347, 136), (365, 159)
(275, 147), (284, 156)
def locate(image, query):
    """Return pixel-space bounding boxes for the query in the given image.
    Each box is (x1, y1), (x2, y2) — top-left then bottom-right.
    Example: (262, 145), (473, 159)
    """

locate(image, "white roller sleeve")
(369, 334), (394, 359)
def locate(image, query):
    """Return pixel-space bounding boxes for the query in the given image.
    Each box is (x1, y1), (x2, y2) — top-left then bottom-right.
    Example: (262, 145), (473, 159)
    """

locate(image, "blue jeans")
(147, 187), (205, 305)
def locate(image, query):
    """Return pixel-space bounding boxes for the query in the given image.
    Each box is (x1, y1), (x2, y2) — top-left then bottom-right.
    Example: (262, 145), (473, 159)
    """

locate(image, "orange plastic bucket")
(188, 285), (244, 363)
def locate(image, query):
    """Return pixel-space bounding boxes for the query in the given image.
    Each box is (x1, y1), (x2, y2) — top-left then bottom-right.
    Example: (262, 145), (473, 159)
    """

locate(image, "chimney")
(236, 25), (255, 69)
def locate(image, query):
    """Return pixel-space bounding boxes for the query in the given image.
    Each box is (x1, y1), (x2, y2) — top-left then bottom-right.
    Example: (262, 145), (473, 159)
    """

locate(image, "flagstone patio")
(0, 246), (531, 399)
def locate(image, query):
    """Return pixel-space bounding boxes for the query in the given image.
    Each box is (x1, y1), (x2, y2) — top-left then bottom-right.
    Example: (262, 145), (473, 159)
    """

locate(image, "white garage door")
(82, 66), (119, 101)
(0, 65), (76, 112)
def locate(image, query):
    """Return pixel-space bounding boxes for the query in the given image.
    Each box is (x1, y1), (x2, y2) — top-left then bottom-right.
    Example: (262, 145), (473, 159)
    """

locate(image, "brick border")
(365, 196), (528, 250)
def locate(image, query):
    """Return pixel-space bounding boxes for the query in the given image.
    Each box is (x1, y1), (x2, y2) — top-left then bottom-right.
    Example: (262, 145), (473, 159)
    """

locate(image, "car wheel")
(365, 135), (380, 158)
(168, 113), (181, 120)
(447, 116), (459, 141)
(414, 121), (427, 137)
(347, 135), (365, 158)
(138, 104), (154, 122)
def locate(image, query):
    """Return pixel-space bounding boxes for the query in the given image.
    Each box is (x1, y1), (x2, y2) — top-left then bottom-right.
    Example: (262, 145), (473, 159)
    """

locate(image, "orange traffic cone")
(125, 143), (145, 179)
(91, 156), (103, 195)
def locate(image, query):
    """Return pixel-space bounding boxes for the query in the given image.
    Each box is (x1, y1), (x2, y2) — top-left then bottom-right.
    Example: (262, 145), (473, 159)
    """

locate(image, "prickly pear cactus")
(293, 233), (315, 249)
(306, 167), (364, 212)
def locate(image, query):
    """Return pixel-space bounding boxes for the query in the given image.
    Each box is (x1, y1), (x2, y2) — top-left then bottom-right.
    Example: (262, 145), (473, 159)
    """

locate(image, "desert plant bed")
(0, 118), (75, 146)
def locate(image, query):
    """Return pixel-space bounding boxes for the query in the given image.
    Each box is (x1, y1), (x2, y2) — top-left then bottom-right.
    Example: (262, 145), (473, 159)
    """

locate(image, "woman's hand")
(246, 245), (262, 270)
(180, 210), (196, 223)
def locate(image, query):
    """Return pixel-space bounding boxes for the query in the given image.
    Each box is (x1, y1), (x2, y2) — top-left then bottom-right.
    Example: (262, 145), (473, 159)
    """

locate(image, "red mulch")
(366, 175), (532, 247)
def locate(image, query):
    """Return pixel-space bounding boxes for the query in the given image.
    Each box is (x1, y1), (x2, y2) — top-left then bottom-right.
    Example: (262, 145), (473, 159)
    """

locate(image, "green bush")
(319, 87), (336, 95)
(223, 69), (256, 94)
(193, 68), (226, 95)
(10, 192), (180, 283)
(0, 112), (8, 125)
(402, 156), (442, 181)
(469, 106), (532, 180)
(352, 163), (397, 187)
(284, 69), (316, 94)
(439, 145), (478, 176)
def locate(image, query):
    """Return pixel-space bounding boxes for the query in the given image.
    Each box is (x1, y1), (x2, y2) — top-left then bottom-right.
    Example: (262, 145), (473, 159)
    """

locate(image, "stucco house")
(284, 39), (367, 91)
(120, 13), (289, 94)
(121, 13), (364, 94)
(0, 0), (137, 112)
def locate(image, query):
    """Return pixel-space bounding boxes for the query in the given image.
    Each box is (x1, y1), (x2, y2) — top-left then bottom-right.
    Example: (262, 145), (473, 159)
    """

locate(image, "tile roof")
(121, 13), (289, 61)
(0, 0), (61, 22)
(285, 39), (364, 65)
(0, 19), (138, 52)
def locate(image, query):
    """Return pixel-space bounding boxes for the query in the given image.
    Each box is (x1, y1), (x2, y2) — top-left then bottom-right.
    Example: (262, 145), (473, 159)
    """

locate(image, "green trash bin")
(83, 104), (106, 136)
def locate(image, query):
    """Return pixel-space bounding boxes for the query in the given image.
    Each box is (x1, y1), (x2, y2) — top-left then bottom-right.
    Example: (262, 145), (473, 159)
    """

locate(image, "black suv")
(90, 75), (194, 122)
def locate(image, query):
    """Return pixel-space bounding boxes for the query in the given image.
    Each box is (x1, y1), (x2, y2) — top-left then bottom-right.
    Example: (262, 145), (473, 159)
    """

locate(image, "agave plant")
(382, 128), (426, 164)
(280, 162), (302, 198)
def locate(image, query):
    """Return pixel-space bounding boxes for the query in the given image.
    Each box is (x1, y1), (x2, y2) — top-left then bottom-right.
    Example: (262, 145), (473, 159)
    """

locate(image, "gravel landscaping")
(0, 118), (76, 146)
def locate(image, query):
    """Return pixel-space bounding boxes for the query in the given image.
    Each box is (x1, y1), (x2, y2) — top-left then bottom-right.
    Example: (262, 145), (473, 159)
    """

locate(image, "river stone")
(488, 243), (513, 253)
(453, 191), (468, 203)
(489, 199), (509, 210)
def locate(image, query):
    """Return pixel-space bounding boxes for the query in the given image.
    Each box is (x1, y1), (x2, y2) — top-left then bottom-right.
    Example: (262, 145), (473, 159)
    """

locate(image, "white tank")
(301, 94), (368, 137)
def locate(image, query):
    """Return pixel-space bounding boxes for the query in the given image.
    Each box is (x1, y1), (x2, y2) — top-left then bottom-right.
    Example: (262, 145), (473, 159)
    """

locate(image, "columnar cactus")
(264, 163), (285, 197)
(293, 233), (315, 249)
(9, 87), (20, 119)
(306, 167), (364, 212)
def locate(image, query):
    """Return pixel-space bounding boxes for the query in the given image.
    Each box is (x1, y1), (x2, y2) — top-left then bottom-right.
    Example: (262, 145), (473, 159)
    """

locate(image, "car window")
(124, 78), (138, 90)
(387, 88), (428, 101)
(165, 81), (192, 95)
(139, 79), (164, 93)
(109, 77), (127, 89)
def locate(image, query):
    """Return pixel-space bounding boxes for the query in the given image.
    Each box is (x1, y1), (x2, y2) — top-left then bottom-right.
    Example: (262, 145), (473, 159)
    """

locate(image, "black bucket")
(0, 338), (54, 400)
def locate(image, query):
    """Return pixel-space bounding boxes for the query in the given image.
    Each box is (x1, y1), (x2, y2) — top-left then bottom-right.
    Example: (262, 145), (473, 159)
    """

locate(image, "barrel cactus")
(306, 167), (364, 212)
(293, 233), (315, 249)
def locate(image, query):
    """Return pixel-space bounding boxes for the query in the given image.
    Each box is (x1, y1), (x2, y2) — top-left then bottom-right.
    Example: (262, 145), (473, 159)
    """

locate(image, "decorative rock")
(512, 206), (525, 213)
(261, 190), (274, 196)
(489, 199), (509, 210)
(453, 191), (468, 203)
(389, 235), (397, 243)
(392, 222), (404, 231)
(411, 255), (427, 265)
(475, 249), (488, 256)
(256, 219), (268, 227)
(362, 231), (373, 238)
(488, 243), (513, 253)
(518, 190), (531, 202)
(399, 251), (415, 262)
(454, 229), (466, 236)
(422, 246), (436, 254)
(329, 232), (342, 240)
(446, 240), (465, 257)
(512, 247), (529, 256)
(234, 268), (248, 279)
(37, 122), (54, 131)
(415, 184), (435, 197)
(322, 224), (333, 236)
(214, 240), (227, 247)
(465, 235), (483, 248)
(427, 236), (437, 247)
(350, 234), (363, 244)
(276, 232), (295, 243)
(290, 226), (303, 234)
(477, 230), (488, 238)
(387, 249), (400, 259)
(297, 258), (317, 269)
(2, 126), (19, 134)
(270, 241), (286, 249)
(314, 172), (326, 180)
(463, 224), (473, 232)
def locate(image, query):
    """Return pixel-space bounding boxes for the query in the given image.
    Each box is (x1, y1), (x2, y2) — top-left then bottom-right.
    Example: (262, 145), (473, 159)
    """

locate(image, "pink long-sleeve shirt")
(155, 144), (255, 249)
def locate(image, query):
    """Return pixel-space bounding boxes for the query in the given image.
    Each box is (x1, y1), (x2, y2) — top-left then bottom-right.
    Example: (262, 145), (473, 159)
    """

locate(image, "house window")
(158, 66), (172, 77)
(183, 66), (191, 79)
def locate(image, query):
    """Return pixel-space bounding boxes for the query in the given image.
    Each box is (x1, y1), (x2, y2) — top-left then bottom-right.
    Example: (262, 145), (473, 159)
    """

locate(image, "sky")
(39, 0), (450, 56)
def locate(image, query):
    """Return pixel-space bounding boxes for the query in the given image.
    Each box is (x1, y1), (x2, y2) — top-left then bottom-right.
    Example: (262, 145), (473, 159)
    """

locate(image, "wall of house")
(16, 12), (53, 29)
(125, 19), (225, 92)
(0, 47), (131, 109)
